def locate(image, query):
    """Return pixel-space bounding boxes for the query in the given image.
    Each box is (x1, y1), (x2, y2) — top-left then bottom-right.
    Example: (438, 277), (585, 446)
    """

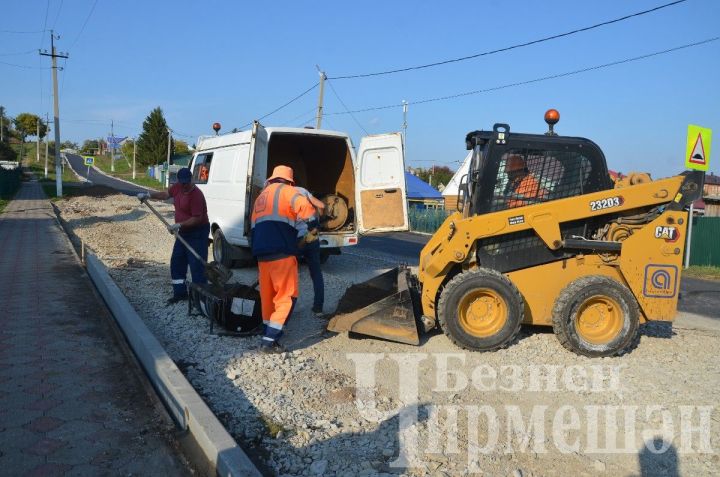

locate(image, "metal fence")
(689, 216), (720, 267)
(0, 165), (21, 199)
(408, 207), (451, 234)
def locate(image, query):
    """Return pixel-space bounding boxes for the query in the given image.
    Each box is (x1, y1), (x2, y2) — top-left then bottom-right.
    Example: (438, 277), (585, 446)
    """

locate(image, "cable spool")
(320, 194), (349, 231)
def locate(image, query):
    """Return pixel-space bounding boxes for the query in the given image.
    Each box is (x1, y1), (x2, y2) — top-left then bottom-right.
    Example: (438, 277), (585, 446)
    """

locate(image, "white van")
(190, 122), (409, 267)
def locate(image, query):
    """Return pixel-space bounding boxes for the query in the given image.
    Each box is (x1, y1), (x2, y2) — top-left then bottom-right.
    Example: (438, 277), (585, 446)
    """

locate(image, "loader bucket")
(327, 266), (421, 345)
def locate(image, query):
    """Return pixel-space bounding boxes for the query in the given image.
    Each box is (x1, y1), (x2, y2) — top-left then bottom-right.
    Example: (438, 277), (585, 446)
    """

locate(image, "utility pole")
(44, 113), (50, 178)
(40, 30), (68, 197)
(166, 128), (172, 188)
(36, 117), (40, 162)
(401, 100), (408, 152)
(132, 137), (137, 180)
(110, 119), (115, 172)
(315, 69), (326, 129)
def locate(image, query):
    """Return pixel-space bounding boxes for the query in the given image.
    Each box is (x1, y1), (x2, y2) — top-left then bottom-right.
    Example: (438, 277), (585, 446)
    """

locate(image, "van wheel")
(319, 250), (330, 264)
(212, 229), (234, 268)
(438, 268), (523, 351)
(552, 276), (640, 357)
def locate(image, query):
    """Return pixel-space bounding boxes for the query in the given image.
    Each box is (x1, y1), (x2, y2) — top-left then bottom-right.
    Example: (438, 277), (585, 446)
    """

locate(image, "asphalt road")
(65, 152), (148, 195)
(357, 231), (720, 320)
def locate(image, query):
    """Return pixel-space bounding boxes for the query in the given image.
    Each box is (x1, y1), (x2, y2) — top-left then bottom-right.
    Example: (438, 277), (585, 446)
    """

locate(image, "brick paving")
(0, 181), (190, 476)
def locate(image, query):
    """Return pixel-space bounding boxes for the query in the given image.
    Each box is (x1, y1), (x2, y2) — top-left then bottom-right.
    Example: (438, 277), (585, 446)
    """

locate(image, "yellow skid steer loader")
(328, 110), (704, 357)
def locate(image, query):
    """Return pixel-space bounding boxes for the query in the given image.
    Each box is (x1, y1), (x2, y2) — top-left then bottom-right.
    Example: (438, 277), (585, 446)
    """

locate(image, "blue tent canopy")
(405, 172), (442, 200)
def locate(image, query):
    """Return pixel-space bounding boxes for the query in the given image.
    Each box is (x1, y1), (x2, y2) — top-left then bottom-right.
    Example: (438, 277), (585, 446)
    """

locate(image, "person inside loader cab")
(251, 165), (317, 353)
(504, 154), (548, 208)
(137, 167), (210, 305)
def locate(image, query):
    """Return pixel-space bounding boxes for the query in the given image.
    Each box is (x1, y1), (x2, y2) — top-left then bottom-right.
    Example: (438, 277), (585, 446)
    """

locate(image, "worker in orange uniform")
(504, 155), (548, 208)
(251, 165), (317, 353)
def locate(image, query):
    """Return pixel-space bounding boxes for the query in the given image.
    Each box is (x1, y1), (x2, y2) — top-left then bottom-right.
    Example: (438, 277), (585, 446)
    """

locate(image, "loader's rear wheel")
(438, 268), (523, 351)
(552, 276), (640, 357)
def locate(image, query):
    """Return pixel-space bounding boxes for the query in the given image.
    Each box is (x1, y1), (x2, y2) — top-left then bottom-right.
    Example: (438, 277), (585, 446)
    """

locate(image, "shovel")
(140, 198), (233, 287)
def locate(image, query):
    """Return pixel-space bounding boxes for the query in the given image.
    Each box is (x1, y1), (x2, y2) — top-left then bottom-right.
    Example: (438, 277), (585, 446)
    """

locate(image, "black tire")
(437, 268), (524, 351)
(212, 228), (234, 268)
(552, 276), (640, 358)
(319, 250), (330, 264)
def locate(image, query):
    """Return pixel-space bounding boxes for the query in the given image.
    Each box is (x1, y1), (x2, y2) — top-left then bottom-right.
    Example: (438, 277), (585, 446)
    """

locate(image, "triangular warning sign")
(688, 132), (706, 165)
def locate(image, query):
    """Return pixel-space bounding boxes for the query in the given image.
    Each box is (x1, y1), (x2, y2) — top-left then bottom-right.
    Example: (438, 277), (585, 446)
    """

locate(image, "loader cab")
(464, 124), (613, 216)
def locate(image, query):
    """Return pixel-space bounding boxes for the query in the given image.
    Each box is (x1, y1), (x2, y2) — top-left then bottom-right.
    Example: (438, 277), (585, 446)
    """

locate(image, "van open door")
(244, 121), (268, 236)
(355, 132), (409, 233)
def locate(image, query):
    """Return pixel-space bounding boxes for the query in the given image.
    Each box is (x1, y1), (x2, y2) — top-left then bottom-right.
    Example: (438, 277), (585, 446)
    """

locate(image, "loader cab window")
(192, 152), (213, 184)
(490, 148), (593, 212)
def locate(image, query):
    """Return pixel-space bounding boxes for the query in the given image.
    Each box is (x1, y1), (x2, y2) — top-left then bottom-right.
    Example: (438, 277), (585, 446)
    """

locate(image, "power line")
(0, 60), (51, 69)
(328, 0), (690, 80)
(0, 29), (48, 34)
(279, 106), (318, 127)
(237, 82), (319, 129)
(0, 49), (36, 57)
(326, 79), (370, 135)
(52, 0), (65, 30)
(326, 36), (719, 115)
(68, 0), (99, 51)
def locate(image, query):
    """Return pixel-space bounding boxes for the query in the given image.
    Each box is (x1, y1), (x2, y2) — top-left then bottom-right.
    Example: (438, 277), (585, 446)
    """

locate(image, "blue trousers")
(170, 224), (210, 298)
(301, 241), (324, 309)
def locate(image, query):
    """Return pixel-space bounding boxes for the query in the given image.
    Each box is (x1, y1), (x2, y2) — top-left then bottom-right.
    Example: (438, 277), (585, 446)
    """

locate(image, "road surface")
(65, 152), (148, 195)
(356, 231), (720, 320)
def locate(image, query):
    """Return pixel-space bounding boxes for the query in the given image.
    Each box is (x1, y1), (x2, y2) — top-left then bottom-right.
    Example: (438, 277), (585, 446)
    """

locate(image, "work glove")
(167, 223), (182, 235)
(137, 192), (150, 202)
(297, 228), (319, 248)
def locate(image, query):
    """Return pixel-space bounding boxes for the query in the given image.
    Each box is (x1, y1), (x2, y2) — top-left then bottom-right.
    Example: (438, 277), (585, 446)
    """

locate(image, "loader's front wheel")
(438, 268), (524, 351)
(552, 276), (640, 357)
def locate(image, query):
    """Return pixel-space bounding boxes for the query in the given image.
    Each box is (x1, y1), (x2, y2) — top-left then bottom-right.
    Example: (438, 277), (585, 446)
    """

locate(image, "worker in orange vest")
(504, 155), (548, 208)
(251, 165), (317, 353)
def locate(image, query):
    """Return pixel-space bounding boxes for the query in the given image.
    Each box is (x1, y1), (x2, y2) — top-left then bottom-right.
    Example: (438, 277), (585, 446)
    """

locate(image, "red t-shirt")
(168, 184), (209, 228)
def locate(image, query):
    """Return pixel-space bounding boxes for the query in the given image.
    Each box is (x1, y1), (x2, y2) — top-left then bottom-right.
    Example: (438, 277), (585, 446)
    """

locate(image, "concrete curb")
(84, 253), (261, 477)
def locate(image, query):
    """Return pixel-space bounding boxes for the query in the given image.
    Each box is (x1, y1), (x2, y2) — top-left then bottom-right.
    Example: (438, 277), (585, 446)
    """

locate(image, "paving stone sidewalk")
(0, 181), (190, 476)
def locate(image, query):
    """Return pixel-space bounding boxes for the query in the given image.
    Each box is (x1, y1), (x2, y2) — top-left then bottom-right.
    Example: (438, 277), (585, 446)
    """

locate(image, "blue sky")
(2, 0), (718, 177)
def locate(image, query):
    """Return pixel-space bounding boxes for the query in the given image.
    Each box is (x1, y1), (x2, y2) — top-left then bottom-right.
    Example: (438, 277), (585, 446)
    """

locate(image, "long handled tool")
(140, 198), (233, 287)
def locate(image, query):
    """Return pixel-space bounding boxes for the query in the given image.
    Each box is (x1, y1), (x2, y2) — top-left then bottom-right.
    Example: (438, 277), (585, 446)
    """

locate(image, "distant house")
(405, 172), (443, 209)
(442, 152), (471, 211)
(703, 173), (720, 217)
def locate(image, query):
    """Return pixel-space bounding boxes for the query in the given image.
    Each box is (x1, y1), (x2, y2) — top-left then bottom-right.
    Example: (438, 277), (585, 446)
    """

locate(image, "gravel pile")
(56, 192), (720, 476)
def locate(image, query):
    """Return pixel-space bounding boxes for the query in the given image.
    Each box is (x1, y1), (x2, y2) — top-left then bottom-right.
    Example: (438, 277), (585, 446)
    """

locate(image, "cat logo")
(654, 226), (679, 242)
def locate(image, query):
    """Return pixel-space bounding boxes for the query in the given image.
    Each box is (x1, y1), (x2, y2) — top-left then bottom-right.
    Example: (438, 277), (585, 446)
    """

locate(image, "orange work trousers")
(258, 256), (298, 343)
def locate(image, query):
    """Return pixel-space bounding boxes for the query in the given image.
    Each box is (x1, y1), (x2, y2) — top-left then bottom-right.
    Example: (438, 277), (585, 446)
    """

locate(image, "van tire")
(319, 250), (330, 264)
(212, 229), (234, 268)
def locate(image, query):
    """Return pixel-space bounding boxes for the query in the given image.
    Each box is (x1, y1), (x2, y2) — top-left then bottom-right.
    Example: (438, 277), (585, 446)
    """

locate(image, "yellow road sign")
(685, 125), (712, 171)
(83, 156), (94, 166)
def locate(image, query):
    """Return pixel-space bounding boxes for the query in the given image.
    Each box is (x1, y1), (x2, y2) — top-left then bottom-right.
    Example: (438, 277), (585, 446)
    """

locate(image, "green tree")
(0, 106), (10, 143)
(121, 139), (135, 159)
(13, 113), (47, 161)
(0, 141), (17, 162)
(174, 139), (189, 155)
(60, 140), (78, 150)
(81, 139), (99, 154)
(415, 165), (454, 188)
(136, 107), (173, 167)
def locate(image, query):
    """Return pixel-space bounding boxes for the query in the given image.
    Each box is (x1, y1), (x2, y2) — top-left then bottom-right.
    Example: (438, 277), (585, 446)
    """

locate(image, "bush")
(0, 141), (18, 162)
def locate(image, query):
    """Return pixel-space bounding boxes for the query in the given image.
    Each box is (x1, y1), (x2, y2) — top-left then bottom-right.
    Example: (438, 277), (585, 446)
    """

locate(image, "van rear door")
(244, 121), (269, 235)
(355, 132), (409, 233)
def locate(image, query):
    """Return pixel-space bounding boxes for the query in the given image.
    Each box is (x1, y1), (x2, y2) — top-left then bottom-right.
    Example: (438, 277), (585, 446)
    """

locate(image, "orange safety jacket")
(250, 183), (315, 260)
(507, 174), (548, 208)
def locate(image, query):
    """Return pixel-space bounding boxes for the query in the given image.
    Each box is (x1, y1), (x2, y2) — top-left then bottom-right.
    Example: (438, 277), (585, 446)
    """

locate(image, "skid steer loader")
(328, 110), (705, 357)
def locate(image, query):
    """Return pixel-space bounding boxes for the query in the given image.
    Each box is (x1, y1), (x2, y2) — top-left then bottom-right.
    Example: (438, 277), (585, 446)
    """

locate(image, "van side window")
(192, 153), (213, 184)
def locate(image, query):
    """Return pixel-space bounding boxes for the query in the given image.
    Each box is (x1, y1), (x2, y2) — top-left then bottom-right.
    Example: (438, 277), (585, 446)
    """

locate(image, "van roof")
(196, 126), (351, 151)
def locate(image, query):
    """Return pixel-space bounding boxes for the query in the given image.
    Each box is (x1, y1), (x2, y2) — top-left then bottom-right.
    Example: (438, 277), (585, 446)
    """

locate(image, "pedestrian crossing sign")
(685, 125), (711, 171)
(84, 156), (94, 166)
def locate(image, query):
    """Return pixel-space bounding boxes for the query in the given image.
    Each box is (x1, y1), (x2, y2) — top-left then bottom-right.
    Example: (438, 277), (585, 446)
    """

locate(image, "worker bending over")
(294, 186), (326, 316)
(137, 167), (210, 305)
(251, 165), (317, 353)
